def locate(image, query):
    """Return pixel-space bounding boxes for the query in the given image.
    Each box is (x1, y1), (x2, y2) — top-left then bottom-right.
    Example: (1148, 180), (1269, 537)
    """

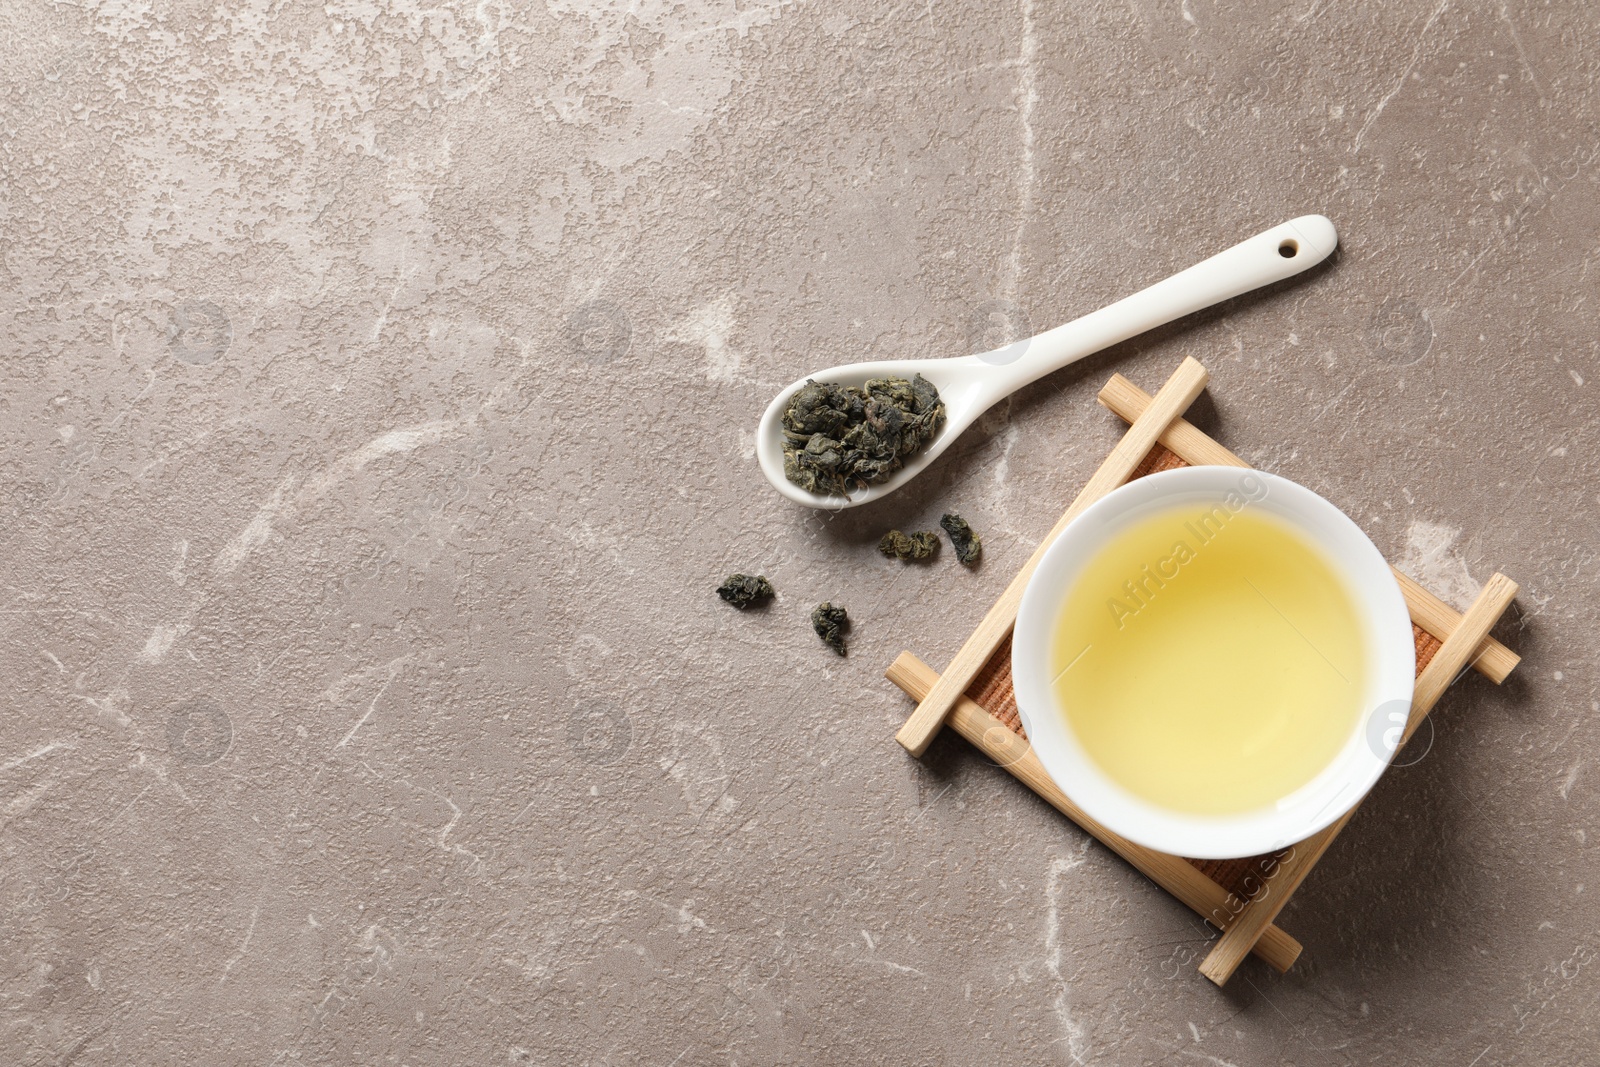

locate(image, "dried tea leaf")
(877, 529), (940, 561)
(810, 602), (849, 656)
(717, 573), (774, 609)
(940, 513), (983, 566)
(781, 374), (946, 496)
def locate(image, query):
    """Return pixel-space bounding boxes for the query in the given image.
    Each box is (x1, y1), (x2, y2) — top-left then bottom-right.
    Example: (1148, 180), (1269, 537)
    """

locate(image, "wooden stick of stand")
(1195, 572), (1520, 985)
(894, 357), (1212, 758)
(1096, 373), (1520, 683)
(885, 652), (1304, 974)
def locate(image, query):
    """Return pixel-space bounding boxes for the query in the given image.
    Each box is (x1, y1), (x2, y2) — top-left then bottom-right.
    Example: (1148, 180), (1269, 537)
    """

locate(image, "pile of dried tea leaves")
(781, 375), (946, 496)
(940, 512), (982, 566)
(717, 573), (774, 608)
(810, 602), (849, 655)
(878, 529), (939, 561)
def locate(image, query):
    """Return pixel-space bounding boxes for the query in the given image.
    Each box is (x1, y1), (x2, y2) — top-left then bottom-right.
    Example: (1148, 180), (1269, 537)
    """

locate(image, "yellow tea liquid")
(1050, 503), (1368, 814)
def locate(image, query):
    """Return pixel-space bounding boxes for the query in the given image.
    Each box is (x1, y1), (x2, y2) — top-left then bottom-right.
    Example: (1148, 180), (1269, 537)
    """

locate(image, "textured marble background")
(3, 1), (1598, 1063)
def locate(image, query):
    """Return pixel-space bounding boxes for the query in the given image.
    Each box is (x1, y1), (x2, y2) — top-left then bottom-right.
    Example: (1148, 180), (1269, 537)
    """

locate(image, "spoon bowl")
(755, 354), (999, 509)
(756, 215), (1338, 509)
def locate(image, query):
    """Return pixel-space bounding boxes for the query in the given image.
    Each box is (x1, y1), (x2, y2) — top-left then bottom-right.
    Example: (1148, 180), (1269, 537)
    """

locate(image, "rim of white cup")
(1011, 466), (1416, 859)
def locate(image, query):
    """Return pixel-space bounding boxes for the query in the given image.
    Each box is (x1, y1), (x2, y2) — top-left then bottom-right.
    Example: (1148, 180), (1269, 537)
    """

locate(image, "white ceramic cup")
(1011, 466), (1416, 859)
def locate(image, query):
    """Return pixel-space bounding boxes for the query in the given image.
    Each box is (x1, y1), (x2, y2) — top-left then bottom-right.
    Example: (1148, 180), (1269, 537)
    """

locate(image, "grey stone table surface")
(2, 1), (1597, 1063)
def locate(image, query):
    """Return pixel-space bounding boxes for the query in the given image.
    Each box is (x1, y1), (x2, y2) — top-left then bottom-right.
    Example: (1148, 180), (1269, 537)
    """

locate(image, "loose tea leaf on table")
(810, 602), (849, 655)
(717, 573), (775, 608)
(940, 513), (983, 566)
(781, 374), (946, 496)
(877, 529), (940, 561)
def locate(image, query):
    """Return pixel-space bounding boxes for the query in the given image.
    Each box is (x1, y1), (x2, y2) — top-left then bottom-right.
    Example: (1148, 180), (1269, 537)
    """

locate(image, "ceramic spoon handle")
(990, 215), (1337, 395)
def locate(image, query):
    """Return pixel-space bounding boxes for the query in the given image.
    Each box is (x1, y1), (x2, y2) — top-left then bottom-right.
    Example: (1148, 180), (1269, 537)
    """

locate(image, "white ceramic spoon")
(756, 215), (1338, 509)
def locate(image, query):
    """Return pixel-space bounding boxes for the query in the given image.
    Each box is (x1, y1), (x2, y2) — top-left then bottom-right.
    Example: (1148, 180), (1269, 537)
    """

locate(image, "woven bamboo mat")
(887, 360), (1521, 983)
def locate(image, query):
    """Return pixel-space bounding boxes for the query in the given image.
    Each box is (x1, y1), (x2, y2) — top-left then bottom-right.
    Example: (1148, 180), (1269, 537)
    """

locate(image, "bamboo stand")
(886, 357), (1520, 985)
